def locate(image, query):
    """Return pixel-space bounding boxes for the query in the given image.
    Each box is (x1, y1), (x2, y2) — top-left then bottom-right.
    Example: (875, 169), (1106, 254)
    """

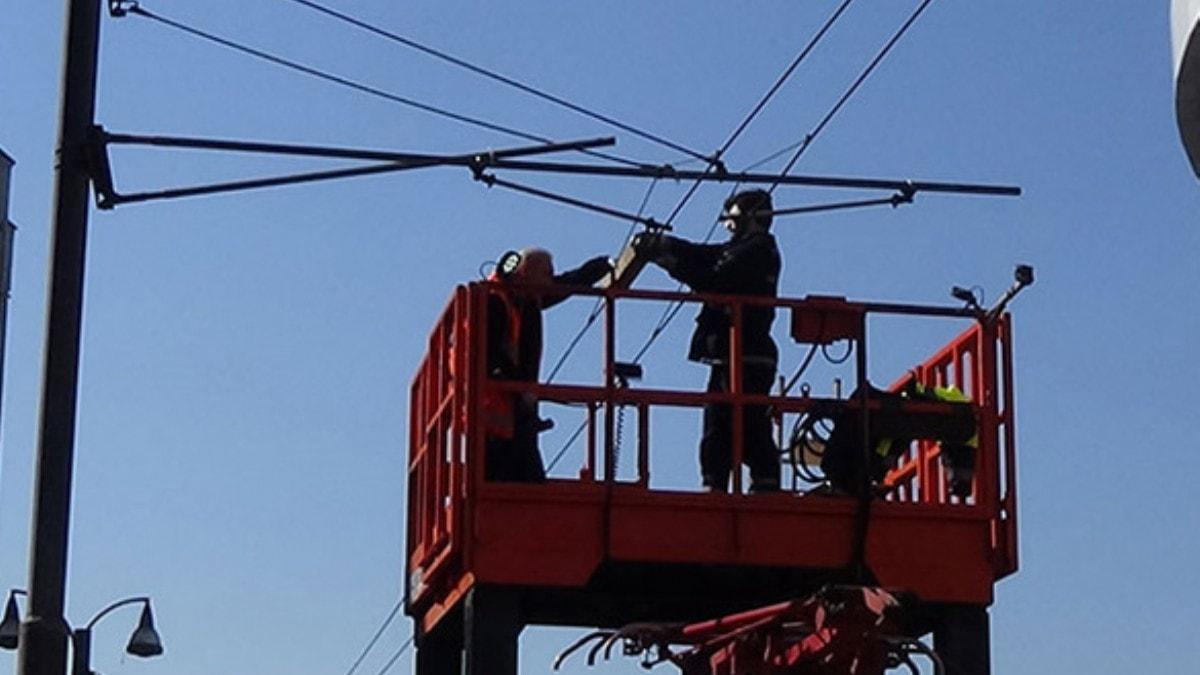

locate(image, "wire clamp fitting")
(472, 150), (498, 170)
(890, 182), (916, 207)
(647, 163), (678, 180)
(109, 0), (139, 17)
(710, 158), (729, 179)
(471, 165), (496, 188)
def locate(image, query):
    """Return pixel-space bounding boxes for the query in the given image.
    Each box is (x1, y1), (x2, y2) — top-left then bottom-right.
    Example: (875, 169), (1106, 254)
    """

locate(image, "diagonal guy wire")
(122, 4), (643, 167)
(283, 0), (715, 163)
(625, 0), (857, 365)
(630, 0), (940, 365)
(769, 0), (938, 193)
(343, 600), (402, 675)
(548, 2), (856, 466)
(372, 635), (415, 675)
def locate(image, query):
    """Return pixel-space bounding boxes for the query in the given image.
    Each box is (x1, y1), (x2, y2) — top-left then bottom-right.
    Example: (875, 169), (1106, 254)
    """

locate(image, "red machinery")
(554, 586), (942, 675)
(405, 281), (1020, 675)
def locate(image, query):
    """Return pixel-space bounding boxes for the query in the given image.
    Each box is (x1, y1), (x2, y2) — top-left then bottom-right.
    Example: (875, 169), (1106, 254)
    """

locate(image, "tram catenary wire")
(612, 0), (860, 370)
(282, 0), (715, 164)
(117, 3), (645, 168)
(656, 0), (858, 230)
(551, 0), (862, 394)
(628, 0), (944, 367)
(544, 178), (661, 384)
(546, 0), (957, 467)
(543, 178), (661, 473)
(504, 0), (861, 411)
(371, 635), (414, 675)
(720, 0), (857, 166)
(342, 599), (403, 675)
(768, 0), (939, 193)
(543, 0), (857, 391)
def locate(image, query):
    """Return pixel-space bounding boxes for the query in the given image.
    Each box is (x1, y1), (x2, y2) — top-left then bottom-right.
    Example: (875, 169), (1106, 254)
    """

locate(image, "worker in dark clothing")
(636, 190), (782, 492)
(484, 247), (612, 482)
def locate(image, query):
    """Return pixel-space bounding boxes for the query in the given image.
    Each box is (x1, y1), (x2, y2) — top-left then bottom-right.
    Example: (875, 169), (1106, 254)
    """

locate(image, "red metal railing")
(406, 287), (469, 600)
(883, 322), (988, 507)
(879, 316), (1017, 576)
(406, 282), (1019, 599)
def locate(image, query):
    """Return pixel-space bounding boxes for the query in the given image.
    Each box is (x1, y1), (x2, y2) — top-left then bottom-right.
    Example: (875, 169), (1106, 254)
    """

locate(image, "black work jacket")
(486, 262), (610, 383)
(655, 231), (781, 365)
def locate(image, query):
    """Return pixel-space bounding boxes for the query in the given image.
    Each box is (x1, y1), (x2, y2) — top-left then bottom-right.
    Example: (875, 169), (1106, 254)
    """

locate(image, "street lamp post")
(0, 591), (163, 675)
(23, 0), (104, 673)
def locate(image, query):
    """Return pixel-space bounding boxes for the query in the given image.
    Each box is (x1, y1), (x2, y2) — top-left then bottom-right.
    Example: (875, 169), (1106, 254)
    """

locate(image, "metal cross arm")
(86, 126), (615, 208)
(472, 170), (670, 230)
(759, 186), (916, 220)
(481, 157), (1022, 198)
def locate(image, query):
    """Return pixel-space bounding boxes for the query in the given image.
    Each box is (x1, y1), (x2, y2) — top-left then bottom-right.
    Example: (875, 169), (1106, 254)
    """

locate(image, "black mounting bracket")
(108, 1), (138, 18)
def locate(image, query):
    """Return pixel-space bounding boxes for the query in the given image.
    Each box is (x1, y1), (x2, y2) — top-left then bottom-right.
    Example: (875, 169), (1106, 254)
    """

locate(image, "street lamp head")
(0, 593), (20, 650)
(125, 603), (163, 658)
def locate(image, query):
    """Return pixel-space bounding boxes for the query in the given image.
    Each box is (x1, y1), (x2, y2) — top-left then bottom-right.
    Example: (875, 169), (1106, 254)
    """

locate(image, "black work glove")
(579, 255), (614, 280)
(632, 232), (665, 256)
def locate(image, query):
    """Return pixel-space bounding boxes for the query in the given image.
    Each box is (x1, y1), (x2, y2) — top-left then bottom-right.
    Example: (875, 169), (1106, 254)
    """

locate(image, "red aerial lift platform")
(405, 282), (1018, 675)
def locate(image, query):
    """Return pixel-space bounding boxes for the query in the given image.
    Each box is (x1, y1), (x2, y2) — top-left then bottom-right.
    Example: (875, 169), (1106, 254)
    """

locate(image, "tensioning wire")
(283, 0), (715, 164)
(121, 4), (645, 167)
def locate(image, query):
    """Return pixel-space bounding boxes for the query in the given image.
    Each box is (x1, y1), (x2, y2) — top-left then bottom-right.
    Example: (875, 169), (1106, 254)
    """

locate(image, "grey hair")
(519, 247), (552, 264)
(518, 247), (553, 272)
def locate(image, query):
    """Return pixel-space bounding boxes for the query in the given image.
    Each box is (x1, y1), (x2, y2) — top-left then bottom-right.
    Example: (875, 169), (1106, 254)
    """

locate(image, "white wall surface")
(1173, 0), (1200, 175)
(1173, 0), (1200, 70)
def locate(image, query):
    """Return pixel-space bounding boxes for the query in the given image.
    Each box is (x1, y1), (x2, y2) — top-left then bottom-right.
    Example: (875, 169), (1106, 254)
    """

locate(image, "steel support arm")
(484, 158), (1021, 197)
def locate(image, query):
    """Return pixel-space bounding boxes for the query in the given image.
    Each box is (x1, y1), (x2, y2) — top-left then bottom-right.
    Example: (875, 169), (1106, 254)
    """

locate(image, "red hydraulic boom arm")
(555, 585), (942, 675)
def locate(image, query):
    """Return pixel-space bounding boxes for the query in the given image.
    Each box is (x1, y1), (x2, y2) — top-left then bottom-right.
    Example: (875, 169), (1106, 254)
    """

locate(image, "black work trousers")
(485, 398), (546, 483)
(701, 363), (779, 491)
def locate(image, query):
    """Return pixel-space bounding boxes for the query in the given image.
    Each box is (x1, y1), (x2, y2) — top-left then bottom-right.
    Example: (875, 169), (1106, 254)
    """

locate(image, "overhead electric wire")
(343, 599), (403, 675)
(546, 417), (589, 473)
(372, 636), (415, 675)
(768, 0), (939, 193)
(619, 0), (858, 367)
(737, 0), (942, 578)
(710, 0), (856, 176)
(544, 178), (660, 473)
(627, 0), (939, 365)
(783, 343), (821, 397)
(469, 153), (978, 260)
(658, 0), (856, 229)
(544, 178), (661, 384)
(120, 4), (643, 167)
(282, 0), (715, 164)
(624, 183), (921, 360)
(545, 1), (858, 466)
(619, 0), (857, 366)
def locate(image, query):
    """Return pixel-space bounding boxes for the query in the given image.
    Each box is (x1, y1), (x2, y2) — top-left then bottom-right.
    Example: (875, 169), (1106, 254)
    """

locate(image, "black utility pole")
(19, 1), (101, 674)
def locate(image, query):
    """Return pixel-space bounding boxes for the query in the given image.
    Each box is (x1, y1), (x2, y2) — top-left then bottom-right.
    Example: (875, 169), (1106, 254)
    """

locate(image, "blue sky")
(2, 2), (1198, 674)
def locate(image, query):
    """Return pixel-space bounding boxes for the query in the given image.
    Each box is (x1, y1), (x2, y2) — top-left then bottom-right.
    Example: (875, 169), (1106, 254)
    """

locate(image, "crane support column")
(934, 604), (991, 675)
(414, 607), (463, 675)
(463, 587), (522, 675)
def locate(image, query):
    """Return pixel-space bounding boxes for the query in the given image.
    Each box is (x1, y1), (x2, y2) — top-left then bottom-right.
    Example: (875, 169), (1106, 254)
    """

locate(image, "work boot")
(804, 482), (850, 497)
(749, 478), (780, 494)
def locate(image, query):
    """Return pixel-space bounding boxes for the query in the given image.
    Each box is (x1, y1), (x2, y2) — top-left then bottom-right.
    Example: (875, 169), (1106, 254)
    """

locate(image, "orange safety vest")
(480, 280), (523, 440)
